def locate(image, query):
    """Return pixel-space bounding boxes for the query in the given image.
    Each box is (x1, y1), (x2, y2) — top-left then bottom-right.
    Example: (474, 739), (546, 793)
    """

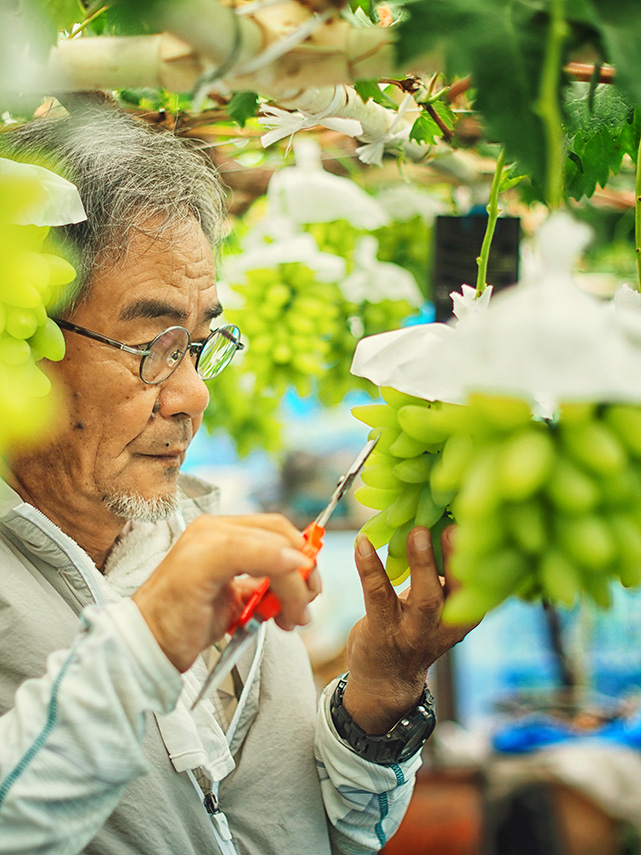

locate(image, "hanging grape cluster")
(0, 167), (74, 449)
(373, 215), (430, 295)
(225, 262), (342, 398)
(300, 219), (420, 404)
(216, 209), (426, 456)
(305, 220), (360, 262)
(317, 297), (418, 406)
(353, 389), (641, 624)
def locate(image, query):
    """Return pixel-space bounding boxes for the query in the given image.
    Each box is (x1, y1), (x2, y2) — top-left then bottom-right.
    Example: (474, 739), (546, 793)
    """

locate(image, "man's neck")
(5, 465), (125, 570)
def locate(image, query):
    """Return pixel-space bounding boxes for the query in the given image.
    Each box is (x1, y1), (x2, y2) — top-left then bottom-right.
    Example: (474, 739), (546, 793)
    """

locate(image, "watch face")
(397, 728), (430, 761)
(395, 706), (436, 762)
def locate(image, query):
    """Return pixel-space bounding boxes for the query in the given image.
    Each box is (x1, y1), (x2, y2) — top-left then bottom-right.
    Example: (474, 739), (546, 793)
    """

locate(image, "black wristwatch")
(329, 673), (436, 765)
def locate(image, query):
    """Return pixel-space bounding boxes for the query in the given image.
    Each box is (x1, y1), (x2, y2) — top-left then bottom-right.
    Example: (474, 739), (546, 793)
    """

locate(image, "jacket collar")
(0, 472), (221, 606)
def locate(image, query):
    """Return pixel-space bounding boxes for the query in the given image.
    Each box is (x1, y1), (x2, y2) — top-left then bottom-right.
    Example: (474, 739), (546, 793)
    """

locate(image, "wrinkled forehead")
(101, 214), (216, 276)
(71, 218), (219, 325)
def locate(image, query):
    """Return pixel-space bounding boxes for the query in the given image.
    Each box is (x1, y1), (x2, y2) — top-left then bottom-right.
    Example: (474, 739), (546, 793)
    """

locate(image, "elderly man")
(0, 110), (472, 855)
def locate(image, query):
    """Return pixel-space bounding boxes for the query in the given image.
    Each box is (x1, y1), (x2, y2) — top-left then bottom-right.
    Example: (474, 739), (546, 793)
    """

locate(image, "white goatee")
(104, 492), (180, 523)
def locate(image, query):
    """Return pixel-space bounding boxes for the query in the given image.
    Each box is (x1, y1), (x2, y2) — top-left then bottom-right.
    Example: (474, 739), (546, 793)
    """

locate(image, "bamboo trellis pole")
(39, 1), (440, 151)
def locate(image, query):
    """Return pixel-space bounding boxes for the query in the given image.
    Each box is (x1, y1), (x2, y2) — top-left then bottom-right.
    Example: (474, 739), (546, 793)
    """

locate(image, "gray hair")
(0, 109), (227, 313)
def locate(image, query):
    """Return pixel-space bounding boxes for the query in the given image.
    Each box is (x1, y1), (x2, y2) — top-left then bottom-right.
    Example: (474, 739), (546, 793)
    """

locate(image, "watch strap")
(329, 673), (436, 765)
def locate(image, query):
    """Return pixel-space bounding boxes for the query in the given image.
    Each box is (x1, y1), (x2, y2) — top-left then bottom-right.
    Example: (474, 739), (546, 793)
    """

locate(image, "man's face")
(43, 219), (218, 518)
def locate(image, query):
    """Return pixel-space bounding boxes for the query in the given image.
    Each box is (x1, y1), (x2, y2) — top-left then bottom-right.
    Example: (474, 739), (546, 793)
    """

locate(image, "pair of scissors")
(191, 435), (379, 709)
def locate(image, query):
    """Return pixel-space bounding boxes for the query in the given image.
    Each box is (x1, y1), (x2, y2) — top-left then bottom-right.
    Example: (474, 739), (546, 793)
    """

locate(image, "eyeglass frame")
(53, 318), (245, 385)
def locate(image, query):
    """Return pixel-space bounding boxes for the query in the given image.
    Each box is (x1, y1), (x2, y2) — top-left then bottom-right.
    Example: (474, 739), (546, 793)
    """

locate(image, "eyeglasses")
(54, 319), (244, 385)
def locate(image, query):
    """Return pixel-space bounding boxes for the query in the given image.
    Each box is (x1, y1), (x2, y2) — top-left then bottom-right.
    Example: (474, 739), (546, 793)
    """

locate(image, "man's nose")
(156, 352), (210, 419)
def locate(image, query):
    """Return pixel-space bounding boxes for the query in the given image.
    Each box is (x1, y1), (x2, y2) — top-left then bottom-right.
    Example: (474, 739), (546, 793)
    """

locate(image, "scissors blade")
(315, 435), (379, 529)
(191, 620), (259, 709)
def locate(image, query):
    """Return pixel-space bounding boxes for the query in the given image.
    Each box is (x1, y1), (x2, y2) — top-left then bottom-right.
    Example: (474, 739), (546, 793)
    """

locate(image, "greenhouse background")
(4, 0), (641, 852)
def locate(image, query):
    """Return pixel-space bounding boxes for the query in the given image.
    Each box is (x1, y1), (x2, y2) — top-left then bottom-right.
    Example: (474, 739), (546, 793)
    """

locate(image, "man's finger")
(354, 534), (397, 618)
(221, 513), (306, 549)
(170, 517), (314, 585)
(405, 527), (445, 610)
(306, 566), (322, 599)
(270, 569), (315, 630)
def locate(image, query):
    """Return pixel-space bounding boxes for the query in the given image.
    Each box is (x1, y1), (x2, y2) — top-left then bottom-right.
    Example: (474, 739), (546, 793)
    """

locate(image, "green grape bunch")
(201, 363), (284, 459)
(353, 388), (454, 587)
(353, 389), (641, 625)
(225, 263), (342, 398)
(302, 219), (421, 407)
(317, 298), (418, 407)
(0, 166), (74, 450)
(373, 215), (430, 298)
(304, 220), (362, 271)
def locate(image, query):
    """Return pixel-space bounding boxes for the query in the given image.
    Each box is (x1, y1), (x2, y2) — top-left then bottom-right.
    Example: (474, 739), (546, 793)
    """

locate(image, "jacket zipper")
(187, 771), (238, 855)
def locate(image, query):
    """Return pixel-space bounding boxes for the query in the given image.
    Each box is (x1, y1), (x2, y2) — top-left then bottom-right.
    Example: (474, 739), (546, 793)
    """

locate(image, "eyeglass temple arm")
(192, 327), (244, 354)
(54, 319), (151, 356)
(55, 319), (242, 355)
(217, 326), (245, 350)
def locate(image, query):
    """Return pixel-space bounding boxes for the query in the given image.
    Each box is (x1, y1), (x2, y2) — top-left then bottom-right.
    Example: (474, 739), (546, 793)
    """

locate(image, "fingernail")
(412, 528), (430, 552)
(356, 534), (373, 557)
(281, 547), (311, 570)
(301, 606), (312, 625)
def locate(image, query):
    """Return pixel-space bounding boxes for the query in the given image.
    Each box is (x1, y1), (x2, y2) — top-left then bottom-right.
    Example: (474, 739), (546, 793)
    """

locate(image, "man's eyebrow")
(204, 303), (224, 324)
(119, 299), (223, 325)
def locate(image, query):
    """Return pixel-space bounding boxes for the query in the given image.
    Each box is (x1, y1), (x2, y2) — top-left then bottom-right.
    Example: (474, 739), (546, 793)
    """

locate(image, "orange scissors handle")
(227, 521), (325, 632)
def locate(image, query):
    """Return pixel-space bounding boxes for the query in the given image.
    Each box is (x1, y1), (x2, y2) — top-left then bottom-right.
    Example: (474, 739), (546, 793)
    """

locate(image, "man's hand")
(343, 525), (477, 734)
(132, 514), (321, 672)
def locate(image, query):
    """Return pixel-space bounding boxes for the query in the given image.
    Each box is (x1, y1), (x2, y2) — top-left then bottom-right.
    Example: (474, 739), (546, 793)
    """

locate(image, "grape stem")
(475, 147), (506, 296)
(634, 121), (641, 291)
(534, 0), (568, 210)
(69, 5), (108, 38)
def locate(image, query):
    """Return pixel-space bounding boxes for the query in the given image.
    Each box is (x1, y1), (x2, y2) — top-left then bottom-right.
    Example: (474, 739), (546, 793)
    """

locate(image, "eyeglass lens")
(141, 327), (190, 384)
(197, 326), (241, 380)
(140, 325), (242, 384)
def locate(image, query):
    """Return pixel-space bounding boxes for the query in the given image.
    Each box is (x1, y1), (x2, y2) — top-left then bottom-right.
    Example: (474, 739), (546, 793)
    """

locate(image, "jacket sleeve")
(313, 679), (423, 854)
(0, 599), (182, 854)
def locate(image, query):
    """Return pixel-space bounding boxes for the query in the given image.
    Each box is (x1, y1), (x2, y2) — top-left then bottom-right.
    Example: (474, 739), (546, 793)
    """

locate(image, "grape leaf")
(355, 79), (381, 104)
(354, 79), (398, 108)
(227, 91), (259, 128)
(409, 101), (455, 144)
(618, 107), (641, 163)
(430, 99), (455, 130)
(409, 113), (440, 145)
(350, 0), (371, 15)
(38, 0), (84, 32)
(563, 84), (635, 200)
(395, 0), (641, 197)
(349, 0), (379, 23)
(499, 162), (528, 193)
(100, 0), (165, 35)
(102, 5), (158, 36)
(588, 0), (641, 106)
(396, 0), (548, 187)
